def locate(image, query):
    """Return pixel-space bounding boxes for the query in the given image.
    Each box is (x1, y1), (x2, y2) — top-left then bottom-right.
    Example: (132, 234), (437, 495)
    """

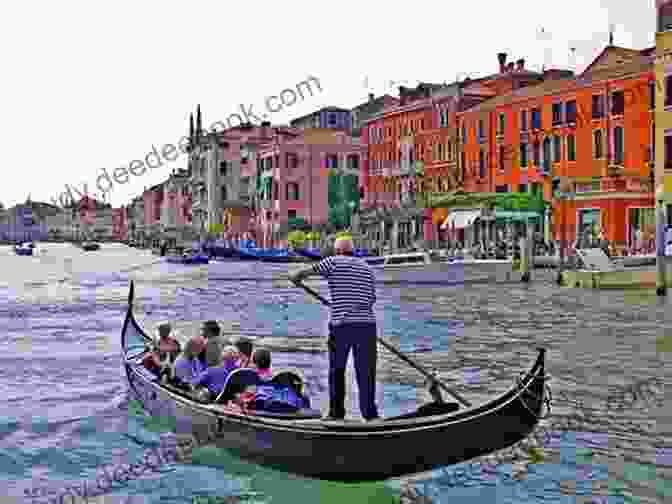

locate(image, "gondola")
(82, 242), (101, 251)
(121, 281), (549, 482)
(165, 253), (209, 265)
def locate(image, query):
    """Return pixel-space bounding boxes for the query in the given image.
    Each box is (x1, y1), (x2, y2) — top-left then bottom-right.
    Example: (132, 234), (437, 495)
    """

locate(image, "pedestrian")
(289, 236), (380, 421)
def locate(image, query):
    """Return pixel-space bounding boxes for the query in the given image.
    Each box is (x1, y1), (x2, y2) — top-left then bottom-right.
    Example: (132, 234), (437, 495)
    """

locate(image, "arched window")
(594, 130), (603, 159)
(614, 126), (624, 165)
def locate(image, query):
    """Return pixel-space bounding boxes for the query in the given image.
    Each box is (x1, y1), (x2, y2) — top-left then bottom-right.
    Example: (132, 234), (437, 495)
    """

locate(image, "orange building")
(458, 44), (655, 252)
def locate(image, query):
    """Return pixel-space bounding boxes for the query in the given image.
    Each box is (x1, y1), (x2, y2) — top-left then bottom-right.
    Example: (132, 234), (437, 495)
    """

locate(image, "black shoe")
(321, 414), (345, 421)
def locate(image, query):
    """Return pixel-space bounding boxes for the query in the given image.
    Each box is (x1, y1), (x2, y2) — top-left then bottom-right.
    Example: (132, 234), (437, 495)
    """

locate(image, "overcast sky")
(0, 0), (657, 209)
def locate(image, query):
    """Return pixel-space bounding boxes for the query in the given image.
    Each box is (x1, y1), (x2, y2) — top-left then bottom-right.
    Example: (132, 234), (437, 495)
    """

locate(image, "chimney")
(507, 62), (515, 72)
(497, 52), (507, 73)
(516, 58), (525, 71)
(368, 92), (375, 102)
(399, 86), (407, 106)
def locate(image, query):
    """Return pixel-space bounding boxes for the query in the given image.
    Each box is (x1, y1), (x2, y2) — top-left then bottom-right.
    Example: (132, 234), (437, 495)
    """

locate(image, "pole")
(656, 201), (667, 296)
(556, 194), (565, 285)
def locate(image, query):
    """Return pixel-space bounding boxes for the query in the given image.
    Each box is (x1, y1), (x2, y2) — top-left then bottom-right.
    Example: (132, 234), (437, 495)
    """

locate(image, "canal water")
(0, 243), (669, 503)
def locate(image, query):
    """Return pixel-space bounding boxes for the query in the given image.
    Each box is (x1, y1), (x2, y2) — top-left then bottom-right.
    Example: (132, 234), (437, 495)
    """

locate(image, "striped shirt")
(312, 255), (376, 325)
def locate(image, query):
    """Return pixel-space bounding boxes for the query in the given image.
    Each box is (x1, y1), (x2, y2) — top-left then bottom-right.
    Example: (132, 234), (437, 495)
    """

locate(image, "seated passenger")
(155, 323), (181, 365)
(252, 348), (272, 381)
(142, 345), (161, 375)
(191, 346), (240, 398)
(234, 337), (254, 368)
(202, 320), (223, 367)
(174, 336), (207, 383)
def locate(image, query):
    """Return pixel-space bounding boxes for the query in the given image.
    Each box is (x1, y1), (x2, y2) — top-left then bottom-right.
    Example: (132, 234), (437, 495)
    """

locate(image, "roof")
(461, 46), (653, 115)
(290, 106), (352, 125)
(352, 94), (399, 114)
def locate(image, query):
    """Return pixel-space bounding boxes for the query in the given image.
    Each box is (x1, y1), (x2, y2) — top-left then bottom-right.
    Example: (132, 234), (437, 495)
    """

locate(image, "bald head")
(334, 237), (354, 255)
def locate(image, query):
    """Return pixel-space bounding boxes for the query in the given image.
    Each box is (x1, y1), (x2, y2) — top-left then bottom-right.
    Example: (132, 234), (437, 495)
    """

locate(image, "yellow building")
(656, 1), (672, 214)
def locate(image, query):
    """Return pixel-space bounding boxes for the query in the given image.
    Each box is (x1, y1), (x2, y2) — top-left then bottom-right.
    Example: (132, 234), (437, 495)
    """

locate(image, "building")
(359, 56), (548, 251)
(45, 207), (76, 241)
(656, 1), (672, 226)
(159, 168), (194, 246)
(76, 195), (114, 241)
(350, 93), (399, 136)
(186, 105), (296, 238)
(290, 106), (352, 131)
(112, 206), (129, 242)
(127, 195), (145, 244)
(458, 42), (655, 253)
(0, 199), (56, 242)
(254, 129), (364, 248)
(142, 183), (164, 247)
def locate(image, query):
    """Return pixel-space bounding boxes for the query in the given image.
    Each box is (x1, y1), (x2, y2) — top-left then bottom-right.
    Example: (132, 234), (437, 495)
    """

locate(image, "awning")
(440, 210), (481, 230)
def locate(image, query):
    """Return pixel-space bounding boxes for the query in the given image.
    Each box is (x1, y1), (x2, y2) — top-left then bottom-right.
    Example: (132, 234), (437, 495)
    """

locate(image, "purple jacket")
(175, 356), (207, 382)
(191, 363), (238, 394)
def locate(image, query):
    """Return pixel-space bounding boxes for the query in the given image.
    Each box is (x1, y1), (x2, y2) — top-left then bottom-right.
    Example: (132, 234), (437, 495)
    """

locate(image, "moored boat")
(121, 280), (549, 482)
(82, 242), (101, 251)
(165, 253), (209, 265)
(14, 242), (34, 256)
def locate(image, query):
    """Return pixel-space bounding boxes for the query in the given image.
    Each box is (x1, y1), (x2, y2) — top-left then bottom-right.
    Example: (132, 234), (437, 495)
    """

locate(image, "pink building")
(255, 129), (365, 248)
(112, 207), (128, 241)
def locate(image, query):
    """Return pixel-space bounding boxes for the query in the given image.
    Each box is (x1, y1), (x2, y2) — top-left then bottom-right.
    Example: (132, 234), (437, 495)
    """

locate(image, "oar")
(290, 279), (472, 408)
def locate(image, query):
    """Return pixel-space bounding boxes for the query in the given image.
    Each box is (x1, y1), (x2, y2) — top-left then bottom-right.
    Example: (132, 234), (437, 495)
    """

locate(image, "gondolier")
(289, 236), (379, 421)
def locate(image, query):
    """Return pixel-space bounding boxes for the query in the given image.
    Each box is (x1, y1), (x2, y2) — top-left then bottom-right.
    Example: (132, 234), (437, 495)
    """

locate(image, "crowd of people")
(141, 320), (305, 411)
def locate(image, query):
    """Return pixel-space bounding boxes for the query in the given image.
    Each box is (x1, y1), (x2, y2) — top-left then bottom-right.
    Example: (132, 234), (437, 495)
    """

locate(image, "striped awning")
(440, 210), (481, 230)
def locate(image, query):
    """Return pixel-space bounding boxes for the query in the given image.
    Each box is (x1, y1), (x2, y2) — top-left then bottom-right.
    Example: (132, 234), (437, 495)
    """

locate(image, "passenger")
(252, 348), (272, 381)
(234, 337), (254, 368)
(142, 344), (161, 375)
(191, 346), (240, 399)
(202, 320), (223, 367)
(174, 336), (207, 383)
(155, 323), (181, 365)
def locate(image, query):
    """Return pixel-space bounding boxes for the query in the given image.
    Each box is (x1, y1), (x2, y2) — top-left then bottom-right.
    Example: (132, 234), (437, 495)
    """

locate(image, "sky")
(0, 0), (658, 210)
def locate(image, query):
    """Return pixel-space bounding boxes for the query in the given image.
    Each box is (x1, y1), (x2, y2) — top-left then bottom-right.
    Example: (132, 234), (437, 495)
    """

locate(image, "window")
(347, 154), (359, 170)
(518, 183), (528, 193)
(650, 81), (656, 110)
(611, 91), (624, 115)
(652, 122), (656, 163)
(327, 155), (338, 169)
(461, 124), (466, 141)
(552, 179), (560, 196)
(533, 140), (540, 165)
(592, 95), (605, 119)
(221, 186), (228, 202)
(521, 110), (528, 131)
(498, 113), (505, 135)
(594, 130), (604, 159)
(552, 103), (563, 125)
(666, 76), (672, 107)
(498, 145), (505, 171)
(286, 182), (300, 200)
(553, 135), (561, 162)
(479, 150), (485, 178)
(520, 143), (528, 167)
(666, 134), (672, 169)
(531, 182), (542, 197)
(567, 134), (576, 161)
(495, 185), (508, 193)
(288, 210), (297, 219)
(273, 181), (279, 200)
(219, 161), (228, 176)
(478, 120), (484, 141)
(531, 108), (541, 129)
(542, 137), (551, 173)
(565, 100), (577, 123)
(614, 126), (624, 165)
(659, 3), (672, 32)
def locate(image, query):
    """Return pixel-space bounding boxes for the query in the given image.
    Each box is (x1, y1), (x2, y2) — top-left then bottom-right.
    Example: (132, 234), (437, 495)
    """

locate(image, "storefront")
(429, 192), (549, 248)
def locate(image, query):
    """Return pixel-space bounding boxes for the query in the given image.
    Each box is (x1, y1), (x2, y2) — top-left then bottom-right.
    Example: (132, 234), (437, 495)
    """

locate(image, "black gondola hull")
(121, 281), (547, 482)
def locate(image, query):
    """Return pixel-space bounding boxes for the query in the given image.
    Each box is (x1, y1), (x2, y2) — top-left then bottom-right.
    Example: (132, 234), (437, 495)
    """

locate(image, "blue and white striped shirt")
(312, 255), (376, 325)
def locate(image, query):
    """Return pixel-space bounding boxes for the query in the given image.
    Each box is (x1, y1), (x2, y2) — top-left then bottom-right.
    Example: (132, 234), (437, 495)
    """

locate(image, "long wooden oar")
(290, 279), (472, 408)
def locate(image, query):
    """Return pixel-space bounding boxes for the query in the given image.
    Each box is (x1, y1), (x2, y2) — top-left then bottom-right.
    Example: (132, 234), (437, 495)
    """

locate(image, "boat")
(165, 253), (209, 265)
(364, 252), (514, 284)
(14, 242), (34, 256)
(81, 242), (101, 251)
(122, 281), (549, 482)
(206, 245), (237, 259)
